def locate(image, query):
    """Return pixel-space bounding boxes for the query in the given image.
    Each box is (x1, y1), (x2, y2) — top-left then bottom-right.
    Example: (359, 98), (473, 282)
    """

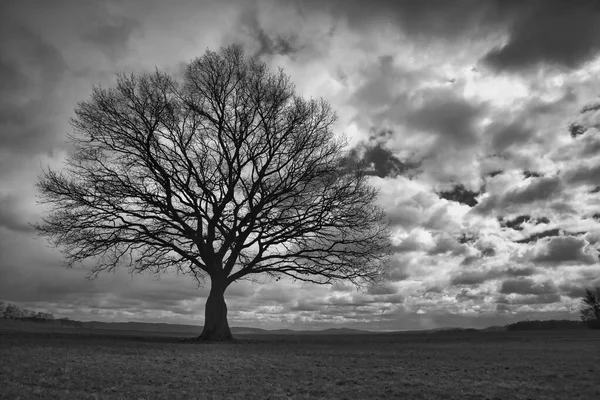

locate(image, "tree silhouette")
(34, 45), (391, 341)
(580, 287), (600, 329)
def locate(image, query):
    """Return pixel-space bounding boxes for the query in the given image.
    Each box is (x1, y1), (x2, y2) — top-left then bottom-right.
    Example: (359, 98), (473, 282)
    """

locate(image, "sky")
(1, 0), (600, 331)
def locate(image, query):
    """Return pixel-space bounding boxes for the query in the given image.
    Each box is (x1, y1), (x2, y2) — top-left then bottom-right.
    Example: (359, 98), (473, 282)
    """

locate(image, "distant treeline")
(506, 319), (589, 331)
(0, 302), (82, 327)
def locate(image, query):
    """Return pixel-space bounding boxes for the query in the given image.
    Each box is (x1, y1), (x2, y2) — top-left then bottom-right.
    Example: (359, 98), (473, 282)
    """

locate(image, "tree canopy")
(35, 45), (392, 340)
(580, 287), (600, 329)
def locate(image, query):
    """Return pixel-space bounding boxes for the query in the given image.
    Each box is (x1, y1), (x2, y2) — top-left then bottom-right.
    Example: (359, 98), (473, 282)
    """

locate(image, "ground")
(0, 329), (598, 399)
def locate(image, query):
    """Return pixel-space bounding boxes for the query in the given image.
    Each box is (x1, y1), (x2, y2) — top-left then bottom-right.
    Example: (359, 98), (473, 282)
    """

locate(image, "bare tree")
(35, 45), (392, 341)
(580, 287), (600, 329)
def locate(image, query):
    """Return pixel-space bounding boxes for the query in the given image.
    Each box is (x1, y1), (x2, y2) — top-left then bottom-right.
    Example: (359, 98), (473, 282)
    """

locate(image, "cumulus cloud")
(563, 160), (600, 186)
(499, 278), (557, 296)
(482, 0), (600, 71)
(474, 176), (563, 214)
(450, 266), (536, 287)
(346, 141), (411, 178)
(438, 184), (480, 207)
(530, 236), (597, 265)
(497, 293), (562, 305)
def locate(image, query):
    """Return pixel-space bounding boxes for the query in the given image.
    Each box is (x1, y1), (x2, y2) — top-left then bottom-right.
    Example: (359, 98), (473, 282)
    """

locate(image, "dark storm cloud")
(558, 283), (588, 299)
(350, 56), (486, 154)
(503, 176), (562, 205)
(296, 0), (509, 38)
(451, 271), (494, 286)
(563, 162), (600, 186)
(346, 142), (410, 178)
(450, 266), (536, 286)
(504, 267), (537, 278)
(497, 293), (562, 305)
(474, 176), (563, 214)
(531, 236), (596, 265)
(499, 278), (557, 296)
(438, 184), (480, 207)
(499, 214), (531, 231)
(296, 0), (600, 72)
(482, 0), (600, 71)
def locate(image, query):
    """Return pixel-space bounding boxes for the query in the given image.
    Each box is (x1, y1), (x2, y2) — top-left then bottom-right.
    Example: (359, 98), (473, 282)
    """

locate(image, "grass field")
(0, 329), (598, 399)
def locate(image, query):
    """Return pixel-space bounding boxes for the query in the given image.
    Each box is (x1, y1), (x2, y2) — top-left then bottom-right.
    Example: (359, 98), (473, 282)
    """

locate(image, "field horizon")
(0, 314), (589, 340)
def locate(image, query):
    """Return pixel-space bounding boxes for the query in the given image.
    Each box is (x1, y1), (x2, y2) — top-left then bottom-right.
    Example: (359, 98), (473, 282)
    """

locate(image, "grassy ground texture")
(0, 329), (598, 399)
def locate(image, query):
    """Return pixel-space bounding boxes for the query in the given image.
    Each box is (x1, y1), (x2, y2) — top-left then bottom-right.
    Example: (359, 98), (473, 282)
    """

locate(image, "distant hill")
(481, 325), (507, 332)
(505, 319), (587, 331)
(1, 315), (592, 336)
(0, 319), (372, 336)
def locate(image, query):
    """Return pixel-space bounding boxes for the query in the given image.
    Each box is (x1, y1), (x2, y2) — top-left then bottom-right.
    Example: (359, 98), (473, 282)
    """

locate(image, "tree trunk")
(199, 276), (232, 341)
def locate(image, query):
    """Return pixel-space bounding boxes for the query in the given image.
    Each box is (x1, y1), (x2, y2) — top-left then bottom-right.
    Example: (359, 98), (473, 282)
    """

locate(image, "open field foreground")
(0, 330), (598, 400)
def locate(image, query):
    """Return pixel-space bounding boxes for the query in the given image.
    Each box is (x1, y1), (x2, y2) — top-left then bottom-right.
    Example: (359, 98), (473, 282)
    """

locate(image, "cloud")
(0, 22), (67, 156)
(504, 267), (537, 277)
(499, 215), (550, 231)
(347, 141), (410, 178)
(450, 266), (536, 286)
(482, 0), (600, 71)
(497, 293), (562, 305)
(500, 278), (557, 295)
(383, 258), (411, 282)
(451, 271), (494, 286)
(438, 184), (480, 207)
(81, 16), (141, 60)
(404, 89), (485, 148)
(455, 289), (486, 302)
(563, 160), (600, 186)
(500, 176), (563, 205)
(474, 176), (563, 214)
(391, 228), (434, 254)
(427, 234), (463, 255)
(0, 194), (34, 233)
(487, 119), (536, 152)
(558, 283), (588, 299)
(530, 236), (597, 265)
(294, 0), (510, 39)
(515, 228), (560, 244)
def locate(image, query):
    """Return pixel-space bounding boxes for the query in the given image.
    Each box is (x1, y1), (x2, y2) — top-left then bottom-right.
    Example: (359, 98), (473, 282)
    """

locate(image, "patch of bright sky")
(464, 71), (529, 107)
